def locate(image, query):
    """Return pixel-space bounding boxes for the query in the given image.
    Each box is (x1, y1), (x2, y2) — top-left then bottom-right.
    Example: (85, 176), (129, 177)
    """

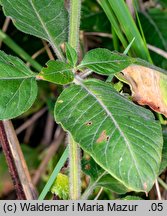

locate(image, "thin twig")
(42, 40), (55, 60)
(155, 179), (162, 200)
(80, 69), (93, 78)
(32, 127), (65, 185)
(26, 47), (46, 67)
(85, 31), (167, 59)
(0, 120), (37, 199)
(42, 112), (54, 146)
(16, 107), (47, 135)
(147, 44), (167, 59)
(0, 17), (10, 48)
(24, 124), (35, 144)
(84, 32), (112, 38)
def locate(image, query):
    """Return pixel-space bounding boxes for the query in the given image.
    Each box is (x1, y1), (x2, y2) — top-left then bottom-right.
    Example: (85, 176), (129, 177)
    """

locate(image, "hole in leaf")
(85, 121), (92, 126)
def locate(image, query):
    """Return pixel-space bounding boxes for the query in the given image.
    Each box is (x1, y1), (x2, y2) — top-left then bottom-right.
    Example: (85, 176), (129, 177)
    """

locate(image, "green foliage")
(79, 48), (134, 74)
(0, 51), (38, 119)
(0, 0), (167, 200)
(51, 173), (69, 200)
(99, 0), (151, 61)
(139, 9), (167, 68)
(121, 195), (143, 200)
(65, 43), (78, 67)
(82, 157), (129, 194)
(55, 79), (162, 192)
(39, 61), (74, 85)
(81, 0), (110, 33)
(159, 128), (167, 173)
(0, 0), (68, 59)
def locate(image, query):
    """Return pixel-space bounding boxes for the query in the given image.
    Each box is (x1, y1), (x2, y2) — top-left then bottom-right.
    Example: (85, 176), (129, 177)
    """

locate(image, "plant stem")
(68, 0), (82, 200)
(38, 147), (69, 200)
(0, 120), (37, 199)
(81, 172), (106, 200)
(158, 177), (167, 190)
(69, 0), (81, 51)
(0, 30), (42, 71)
(69, 135), (81, 199)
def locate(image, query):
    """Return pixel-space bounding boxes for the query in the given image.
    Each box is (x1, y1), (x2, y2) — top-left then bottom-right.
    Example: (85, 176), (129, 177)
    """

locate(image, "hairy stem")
(69, 0), (81, 51)
(69, 135), (81, 199)
(68, 0), (82, 200)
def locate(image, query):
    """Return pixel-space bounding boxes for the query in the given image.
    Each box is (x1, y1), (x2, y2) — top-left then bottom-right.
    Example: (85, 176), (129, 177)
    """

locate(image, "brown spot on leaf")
(36, 75), (44, 80)
(96, 130), (108, 143)
(85, 164), (91, 170)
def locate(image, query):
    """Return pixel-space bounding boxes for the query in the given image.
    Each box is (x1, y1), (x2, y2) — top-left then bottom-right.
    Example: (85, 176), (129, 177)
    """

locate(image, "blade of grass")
(38, 147), (69, 200)
(106, 37), (135, 82)
(112, 28), (119, 51)
(98, 0), (128, 50)
(133, 3), (152, 63)
(0, 30), (42, 71)
(99, 0), (151, 61)
(107, 0), (151, 60)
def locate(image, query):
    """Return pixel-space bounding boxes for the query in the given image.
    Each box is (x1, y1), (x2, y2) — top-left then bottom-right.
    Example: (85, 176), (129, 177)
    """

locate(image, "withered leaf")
(121, 65), (167, 117)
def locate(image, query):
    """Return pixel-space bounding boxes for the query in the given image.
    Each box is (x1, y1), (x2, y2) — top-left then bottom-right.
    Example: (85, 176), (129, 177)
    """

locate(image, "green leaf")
(82, 157), (129, 194)
(121, 195), (143, 200)
(51, 173), (69, 200)
(0, 51), (38, 120)
(156, 0), (167, 8)
(39, 60), (74, 85)
(159, 128), (167, 174)
(65, 43), (78, 67)
(0, 0), (68, 55)
(78, 48), (134, 75)
(55, 78), (162, 192)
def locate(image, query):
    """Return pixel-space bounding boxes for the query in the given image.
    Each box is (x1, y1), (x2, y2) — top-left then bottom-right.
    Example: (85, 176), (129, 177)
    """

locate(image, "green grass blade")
(98, 0), (128, 49)
(0, 30), (42, 72)
(38, 147), (69, 200)
(107, 0), (151, 61)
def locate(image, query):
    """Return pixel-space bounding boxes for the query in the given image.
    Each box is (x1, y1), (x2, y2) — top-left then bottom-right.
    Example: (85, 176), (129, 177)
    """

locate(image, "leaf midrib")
(29, 1), (59, 52)
(75, 77), (143, 187)
(0, 76), (35, 80)
(79, 59), (130, 67)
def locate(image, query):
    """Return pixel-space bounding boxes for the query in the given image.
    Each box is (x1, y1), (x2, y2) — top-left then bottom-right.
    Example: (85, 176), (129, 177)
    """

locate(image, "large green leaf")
(82, 157), (129, 194)
(0, 0), (68, 50)
(39, 60), (74, 85)
(55, 78), (162, 192)
(78, 48), (135, 75)
(0, 51), (38, 120)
